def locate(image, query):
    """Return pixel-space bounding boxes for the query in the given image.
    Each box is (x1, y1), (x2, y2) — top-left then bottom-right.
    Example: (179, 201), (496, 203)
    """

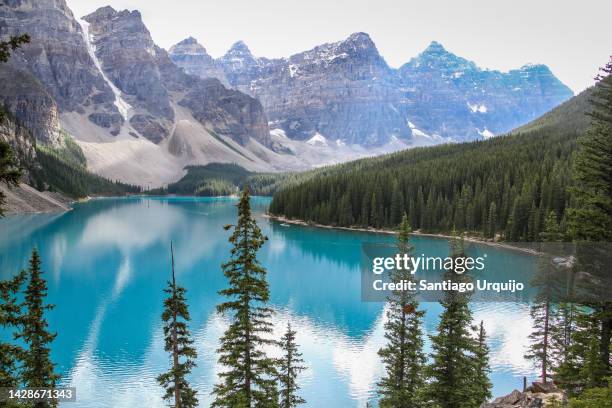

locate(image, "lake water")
(0, 196), (539, 407)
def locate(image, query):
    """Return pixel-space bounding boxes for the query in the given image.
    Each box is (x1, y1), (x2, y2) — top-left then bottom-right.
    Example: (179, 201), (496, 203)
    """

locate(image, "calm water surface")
(0, 197), (539, 407)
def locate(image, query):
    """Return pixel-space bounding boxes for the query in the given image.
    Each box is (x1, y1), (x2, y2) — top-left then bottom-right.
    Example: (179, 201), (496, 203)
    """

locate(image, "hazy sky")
(67, 0), (611, 93)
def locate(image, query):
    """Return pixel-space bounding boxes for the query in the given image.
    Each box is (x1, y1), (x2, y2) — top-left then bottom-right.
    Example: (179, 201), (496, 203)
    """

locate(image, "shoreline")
(264, 214), (542, 256)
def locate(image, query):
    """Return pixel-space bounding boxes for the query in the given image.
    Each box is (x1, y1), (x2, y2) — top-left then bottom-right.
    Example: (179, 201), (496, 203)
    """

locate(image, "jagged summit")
(424, 40), (447, 53)
(343, 32), (376, 47)
(177, 36), (198, 45)
(225, 40), (253, 57)
(169, 37), (208, 56)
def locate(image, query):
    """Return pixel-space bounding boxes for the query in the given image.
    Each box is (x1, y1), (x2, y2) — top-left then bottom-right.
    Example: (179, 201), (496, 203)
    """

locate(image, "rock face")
(0, 64), (62, 146)
(0, 0), (114, 145)
(81, 6), (270, 146)
(225, 33), (411, 147)
(173, 34), (573, 146)
(169, 37), (229, 87)
(399, 41), (574, 141)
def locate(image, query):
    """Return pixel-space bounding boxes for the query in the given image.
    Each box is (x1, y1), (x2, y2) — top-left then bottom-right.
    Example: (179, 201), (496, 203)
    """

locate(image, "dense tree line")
(377, 221), (492, 407)
(268, 85), (601, 241)
(270, 127), (577, 240)
(523, 58), (612, 408)
(155, 162), (322, 197)
(32, 142), (141, 199)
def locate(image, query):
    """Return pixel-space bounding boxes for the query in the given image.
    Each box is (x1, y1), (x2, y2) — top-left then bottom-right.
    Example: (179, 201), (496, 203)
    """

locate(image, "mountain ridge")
(170, 33), (573, 146)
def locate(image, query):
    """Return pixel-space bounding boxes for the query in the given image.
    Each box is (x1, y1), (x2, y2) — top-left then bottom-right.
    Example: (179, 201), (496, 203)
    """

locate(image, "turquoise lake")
(0, 196), (539, 407)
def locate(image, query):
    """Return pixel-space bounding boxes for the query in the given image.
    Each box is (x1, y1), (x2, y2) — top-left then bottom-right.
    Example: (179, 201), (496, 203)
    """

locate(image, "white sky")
(67, 0), (612, 93)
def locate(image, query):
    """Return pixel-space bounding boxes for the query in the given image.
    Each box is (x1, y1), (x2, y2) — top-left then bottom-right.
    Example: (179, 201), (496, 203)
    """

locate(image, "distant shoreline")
(264, 214), (542, 256)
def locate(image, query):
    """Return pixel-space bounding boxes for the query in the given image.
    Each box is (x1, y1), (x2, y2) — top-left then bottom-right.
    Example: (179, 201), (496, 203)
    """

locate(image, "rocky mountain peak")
(343, 32), (376, 50)
(169, 37), (230, 86)
(224, 41), (254, 59)
(169, 37), (208, 56)
(423, 40), (447, 54)
(86, 5), (117, 19)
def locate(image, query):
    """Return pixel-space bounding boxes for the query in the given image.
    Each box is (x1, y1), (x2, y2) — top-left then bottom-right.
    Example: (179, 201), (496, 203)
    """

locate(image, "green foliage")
(567, 58), (612, 241)
(0, 34), (29, 215)
(427, 234), (490, 408)
(32, 141), (140, 199)
(212, 187), (279, 407)
(525, 299), (554, 383)
(568, 377), (612, 408)
(157, 243), (198, 408)
(195, 179), (237, 196)
(15, 250), (59, 407)
(270, 124), (578, 240)
(0, 34), (30, 63)
(471, 321), (493, 405)
(0, 140), (21, 216)
(278, 323), (306, 408)
(377, 215), (426, 408)
(156, 162), (321, 197)
(0, 270), (27, 388)
(563, 58), (612, 391)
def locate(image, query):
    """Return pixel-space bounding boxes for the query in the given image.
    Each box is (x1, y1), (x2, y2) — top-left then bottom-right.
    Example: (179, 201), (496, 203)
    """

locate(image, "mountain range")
(0, 1), (573, 187)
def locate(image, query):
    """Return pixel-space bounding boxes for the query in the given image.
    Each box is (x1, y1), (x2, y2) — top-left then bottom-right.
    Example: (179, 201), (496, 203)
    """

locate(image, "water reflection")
(0, 197), (538, 407)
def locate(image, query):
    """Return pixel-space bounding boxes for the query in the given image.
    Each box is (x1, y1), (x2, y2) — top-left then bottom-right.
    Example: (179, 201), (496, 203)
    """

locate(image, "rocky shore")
(0, 183), (72, 214)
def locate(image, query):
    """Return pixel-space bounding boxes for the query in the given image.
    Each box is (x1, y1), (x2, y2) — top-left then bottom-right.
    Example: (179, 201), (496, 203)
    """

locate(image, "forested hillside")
(32, 137), (141, 198)
(269, 86), (597, 241)
(153, 163), (321, 197)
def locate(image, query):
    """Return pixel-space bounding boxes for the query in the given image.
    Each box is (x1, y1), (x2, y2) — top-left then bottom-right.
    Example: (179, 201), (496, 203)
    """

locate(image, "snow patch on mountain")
(467, 102), (487, 113)
(79, 19), (132, 121)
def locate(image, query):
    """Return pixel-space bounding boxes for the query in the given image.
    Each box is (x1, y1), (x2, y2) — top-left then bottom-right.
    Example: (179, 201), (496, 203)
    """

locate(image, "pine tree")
(157, 243), (198, 408)
(525, 216), (560, 384)
(565, 58), (612, 388)
(0, 270), (27, 388)
(427, 232), (480, 408)
(567, 57), (612, 242)
(470, 321), (493, 406)
(212, 187), (279, 408)
(487, 202), (497, 239)
(16, 249), (59, 408)
(278, 323), (306, 408)
(540, 211), (563, 242)
(378, 215), (426, 408)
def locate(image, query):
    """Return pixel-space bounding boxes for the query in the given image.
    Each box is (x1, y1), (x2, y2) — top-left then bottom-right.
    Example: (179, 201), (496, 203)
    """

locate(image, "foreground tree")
(566, 58), (612, 387)
(157, 243), (198, 408)
(212, 187), (279, 407)
(568, 377), (612, 408)
(471, 321), (493, 406)
(377, 215), (426, 408)
(427, 232), (488, 408)
(278, 323), (306, 408)
(0, 270), (27, 388)
(16, 250), (58, 407)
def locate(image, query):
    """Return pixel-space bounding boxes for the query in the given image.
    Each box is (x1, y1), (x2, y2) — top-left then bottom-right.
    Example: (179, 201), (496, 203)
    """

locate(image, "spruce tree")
(0, 270), (27, 388)
(470, 321), (493, 406)
(278, 323), (306, 408)
(157, 243), (198, 408)
(427, 232), (481, 408)
(212, 187), (279, 408)
(566, 58), (612, 387)
(16, 249), (59, 407)
(377, 215), (426, 408)
(567, 57), (612, 242)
